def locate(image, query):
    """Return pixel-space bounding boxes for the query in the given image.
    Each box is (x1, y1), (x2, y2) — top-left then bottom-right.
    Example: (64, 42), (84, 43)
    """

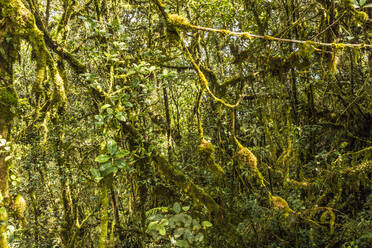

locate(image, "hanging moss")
(0, 87), (18, 122)
(271, 195), (294, 217)
(198, 139), (225, 176)
(12, 194), (26, 225)
(236, 147), (257, 170)
(168, 14), (189, 26)
(320, 209), (335, 234)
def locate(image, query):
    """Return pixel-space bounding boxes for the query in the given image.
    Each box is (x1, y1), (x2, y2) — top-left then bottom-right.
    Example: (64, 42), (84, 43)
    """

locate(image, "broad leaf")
(173, 202), (181, 213)
(95, 154), (111, 163)
(107, 139), (117, 155)
(115, 149), (129, 159)
(115, 112), (126, 122)
(202, 221), (213, 228)
(114, 159), (127, 169)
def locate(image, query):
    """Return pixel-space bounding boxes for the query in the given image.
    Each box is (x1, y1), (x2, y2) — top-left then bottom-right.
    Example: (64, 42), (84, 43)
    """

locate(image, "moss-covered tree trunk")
(0, 10), (18, 244)
(0, 118), (10, 248)
(98, 177), (111, 248)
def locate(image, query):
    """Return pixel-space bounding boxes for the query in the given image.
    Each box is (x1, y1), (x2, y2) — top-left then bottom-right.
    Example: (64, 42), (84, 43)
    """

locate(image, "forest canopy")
(0, 0), (371, 247)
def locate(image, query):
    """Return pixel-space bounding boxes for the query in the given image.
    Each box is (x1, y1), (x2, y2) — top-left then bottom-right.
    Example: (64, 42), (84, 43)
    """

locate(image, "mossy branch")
(175, 17), (370, 49)
(32, 6), (86, 73)
(179, 37), (243, 109)
(152, 0), (370, 49)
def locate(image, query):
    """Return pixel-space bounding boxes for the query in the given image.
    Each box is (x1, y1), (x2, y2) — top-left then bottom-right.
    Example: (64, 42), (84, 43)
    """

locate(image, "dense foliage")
(0, 0), (371, 247)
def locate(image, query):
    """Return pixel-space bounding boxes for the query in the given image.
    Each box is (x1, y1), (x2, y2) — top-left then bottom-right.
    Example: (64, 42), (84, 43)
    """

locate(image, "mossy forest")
(0, 0), (371, 247)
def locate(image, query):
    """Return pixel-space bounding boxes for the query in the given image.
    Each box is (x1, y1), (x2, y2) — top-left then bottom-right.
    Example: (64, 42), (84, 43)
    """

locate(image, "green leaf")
(95, 121), (104, 126)
(363, 3), (372, 7)
(182, 206), (190, 211)
(114, 159), (127, 169)
(147, 221), (158, 231)
(100, 104), (111, 112)
(360, 0), (366, 6)
(170, 213), (185, 224)
(360, 232), (372, 239)
(175, 239), (189, 247)
(90, 168), (100, 178)
(158, 226), (166, 235)
(174, 227), (185, 238)
(184, 229), (194, 243)
(99, 162), (112, 172)
(115, 112), (126, 122)
(106, 108), (114, 114)
(159, 219), (169, 226)
(95, 154), (111, 163)
(195, 233), (204, 242)
(107, 139), (117, 155)
(202, 221), (213, 228)
(173, 202), (181, 213)
(115, 149), (129, 159)
(101, 166), (117, 177)
(125, 102), (133, 108)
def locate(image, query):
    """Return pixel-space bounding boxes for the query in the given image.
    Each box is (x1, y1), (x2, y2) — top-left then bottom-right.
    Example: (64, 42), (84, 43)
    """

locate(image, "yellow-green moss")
(331, 43), (346, 50)
(0, 87), (18, 106)
(0, 87), (18, 121)
(0, 208), (8, 233)
(236, 147), (257, 170)
(264, 35), (275, 40)
(198, 139), (225, 176)
(271, 195), (294, 216)
(320, 209), (335, 234)
(299, 41), (315, 59)
(355, 11), (368, 23)
(13, 194), (26, 219)
(241, 33), (253, 40)
(168, 14), (189, 26)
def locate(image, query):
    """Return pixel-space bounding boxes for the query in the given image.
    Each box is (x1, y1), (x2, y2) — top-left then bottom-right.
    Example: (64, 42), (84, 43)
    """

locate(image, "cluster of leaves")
(146, 202), (212, 247)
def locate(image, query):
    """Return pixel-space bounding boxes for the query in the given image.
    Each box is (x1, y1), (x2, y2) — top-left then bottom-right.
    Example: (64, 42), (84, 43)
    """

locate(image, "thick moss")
(271, 195), (294, 217)
(236, 147), (257, 170)
(198, 139), (225, 176)
(0, 87), (18, 121)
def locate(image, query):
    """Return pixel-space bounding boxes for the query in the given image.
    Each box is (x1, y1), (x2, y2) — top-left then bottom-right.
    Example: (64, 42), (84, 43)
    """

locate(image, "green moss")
(355, 11), (368, 23)
(168, 14), (189, 26)
(264, 35), (275, 40)
(198, 139), (225, 176)
(0, 87), (18, 106)
(241, 33), (253, 40)
(0, 87), (18, 121)
(331, 43), (346, 50)
(236, 147), (257, 170)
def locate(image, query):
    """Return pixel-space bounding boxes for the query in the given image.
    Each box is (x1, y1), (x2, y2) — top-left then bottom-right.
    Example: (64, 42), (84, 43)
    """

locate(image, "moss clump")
(198, 139), (225, 176)
(241, 33), (253, 40)
(0, 208), (8, 233)
(0, 87), (18, 121)
(355, 11), (368, 23)
(236, 147), (257, 170)
(13, 194), (26, 221)
(0, 87), (18, 106)
(289, 179), (309, 188)
(271, 195), (294, 216)
(299, 41), (315, 59)
(168, 14), (189, 26)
